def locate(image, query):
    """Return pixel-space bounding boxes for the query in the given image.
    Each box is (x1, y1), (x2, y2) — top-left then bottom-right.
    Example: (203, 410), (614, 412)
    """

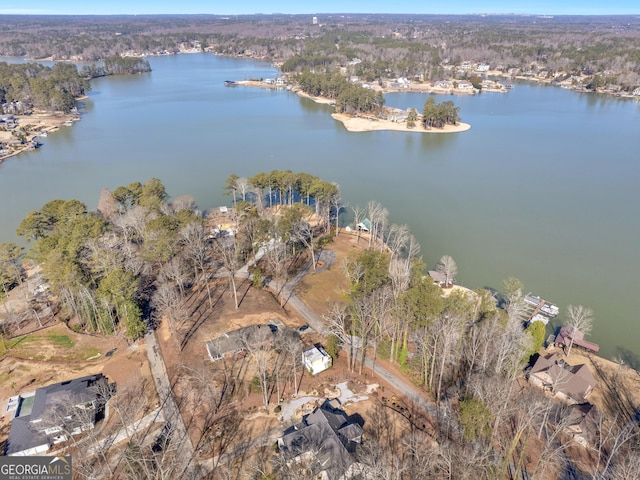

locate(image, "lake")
(1, 53), (638, 362)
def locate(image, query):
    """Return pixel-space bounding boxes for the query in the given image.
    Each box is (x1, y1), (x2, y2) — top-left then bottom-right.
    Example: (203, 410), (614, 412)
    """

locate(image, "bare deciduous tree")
(565, 304), (594, 357)
(436, 254), (457, 287)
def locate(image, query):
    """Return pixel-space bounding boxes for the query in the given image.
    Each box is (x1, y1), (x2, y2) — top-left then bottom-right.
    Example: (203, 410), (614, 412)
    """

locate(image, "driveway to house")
(145, 329), (196, 475)
(260, 271), (445, 421)
(86, 407), (164, 455)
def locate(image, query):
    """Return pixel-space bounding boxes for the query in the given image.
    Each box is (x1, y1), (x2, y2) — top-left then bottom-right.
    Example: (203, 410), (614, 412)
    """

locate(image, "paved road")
(145, 329), (196, 475)
(256, 261), (446, 422)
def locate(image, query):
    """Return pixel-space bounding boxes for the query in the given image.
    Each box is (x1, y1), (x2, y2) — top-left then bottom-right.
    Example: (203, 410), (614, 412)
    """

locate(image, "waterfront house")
(529, 353), (597, 404)
(278, 399), (363, 479)
(554, 326), (599, 353)
(457, 81), (474, 90)
(434, 80), (452, 89)
(0, 114), (17, 128)
(303, 345), (333, 375)
(356, 218), (372, 232)
(4, 374), (111, 456)
(428, 270), (448, 287)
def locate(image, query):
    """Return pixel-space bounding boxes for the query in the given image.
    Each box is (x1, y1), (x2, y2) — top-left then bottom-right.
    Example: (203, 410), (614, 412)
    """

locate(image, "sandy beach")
(292, 88), (472, 133)
(331, 113), (471, 133)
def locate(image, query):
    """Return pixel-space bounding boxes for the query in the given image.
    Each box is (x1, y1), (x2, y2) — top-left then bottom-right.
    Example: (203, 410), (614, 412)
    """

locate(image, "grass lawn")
(0, 329), (101, 362)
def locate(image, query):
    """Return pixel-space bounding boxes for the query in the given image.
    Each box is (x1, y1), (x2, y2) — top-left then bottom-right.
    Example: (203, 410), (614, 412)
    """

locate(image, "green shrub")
(325, 334), (340, 359)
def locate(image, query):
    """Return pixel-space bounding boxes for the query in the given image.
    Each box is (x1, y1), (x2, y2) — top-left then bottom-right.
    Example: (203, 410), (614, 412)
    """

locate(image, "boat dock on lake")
(523, 294), (560, 325)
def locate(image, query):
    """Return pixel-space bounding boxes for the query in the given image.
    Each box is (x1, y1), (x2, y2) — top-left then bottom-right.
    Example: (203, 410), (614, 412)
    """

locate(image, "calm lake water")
(1, 53), (639, 362)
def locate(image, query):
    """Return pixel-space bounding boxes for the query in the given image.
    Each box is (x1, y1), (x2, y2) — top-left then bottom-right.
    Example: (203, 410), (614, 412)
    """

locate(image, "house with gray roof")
(278, 399), (363, 480)
(4, 374), (111, 456)
(205, 324), (279, 362)
(550, 402), (599, 447)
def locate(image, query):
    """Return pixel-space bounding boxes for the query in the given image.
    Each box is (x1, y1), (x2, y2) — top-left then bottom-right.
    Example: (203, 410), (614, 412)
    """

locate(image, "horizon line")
(1, 12), (640, 17)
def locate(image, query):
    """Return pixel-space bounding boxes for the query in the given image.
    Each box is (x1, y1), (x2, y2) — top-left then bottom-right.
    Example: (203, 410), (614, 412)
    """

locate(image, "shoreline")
(296, 88), (471, 133)
(242, 84), (472, 133)
(331, 113), (471, 133)
(0, 109), (81, 166)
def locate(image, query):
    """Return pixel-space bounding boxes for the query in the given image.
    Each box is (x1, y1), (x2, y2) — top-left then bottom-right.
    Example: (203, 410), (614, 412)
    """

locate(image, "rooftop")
(5, 374), (110, 456)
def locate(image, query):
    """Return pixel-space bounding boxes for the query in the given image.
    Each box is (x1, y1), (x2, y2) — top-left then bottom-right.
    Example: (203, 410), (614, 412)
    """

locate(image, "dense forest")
(0, 61), (88, 113)
(1, 14), (639, 92)
(295, 70), (386, 114)
(0, 55), (149, 114)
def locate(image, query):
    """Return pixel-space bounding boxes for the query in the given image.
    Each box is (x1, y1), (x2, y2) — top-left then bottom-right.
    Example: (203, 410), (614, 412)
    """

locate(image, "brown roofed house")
(529, 353), (597, 404)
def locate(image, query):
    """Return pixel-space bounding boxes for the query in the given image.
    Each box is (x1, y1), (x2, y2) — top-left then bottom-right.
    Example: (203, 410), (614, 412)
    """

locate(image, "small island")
(244, 70), (470, 134)
(331, 112), (471, 133)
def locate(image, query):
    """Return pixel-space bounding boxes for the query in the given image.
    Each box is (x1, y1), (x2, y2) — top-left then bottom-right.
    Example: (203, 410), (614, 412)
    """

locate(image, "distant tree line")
(78, 55), (151, 79)
(102, 55), (152, 76)
(0, 55), (150, 114)
(1, 15), (638, 91)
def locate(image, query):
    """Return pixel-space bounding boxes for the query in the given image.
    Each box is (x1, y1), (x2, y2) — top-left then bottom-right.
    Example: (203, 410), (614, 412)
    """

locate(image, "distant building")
(4, 374), (111, 456)
(456, 80), (474, 90)
(434, 80), (452, 89)
(312, 16), (318, 25)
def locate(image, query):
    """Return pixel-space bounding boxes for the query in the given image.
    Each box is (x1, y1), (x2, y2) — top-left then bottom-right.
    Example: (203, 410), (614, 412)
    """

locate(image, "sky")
(1, 1), (638, 16)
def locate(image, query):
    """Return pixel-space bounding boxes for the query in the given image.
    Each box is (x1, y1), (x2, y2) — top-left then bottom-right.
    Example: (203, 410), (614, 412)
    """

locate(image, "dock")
(523, 294), (559, 325)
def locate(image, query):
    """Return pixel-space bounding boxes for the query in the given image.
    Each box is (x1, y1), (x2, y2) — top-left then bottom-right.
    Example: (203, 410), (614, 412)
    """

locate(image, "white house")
(303, 346), (332, 375)
(457, 80), (474, 90)
(434, 80), (452, 89)
(476, 63), (490, 72)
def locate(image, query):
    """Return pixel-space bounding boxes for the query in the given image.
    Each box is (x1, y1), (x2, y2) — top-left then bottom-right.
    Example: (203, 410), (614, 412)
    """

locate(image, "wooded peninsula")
(1, 174), (638, 478)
